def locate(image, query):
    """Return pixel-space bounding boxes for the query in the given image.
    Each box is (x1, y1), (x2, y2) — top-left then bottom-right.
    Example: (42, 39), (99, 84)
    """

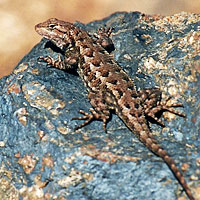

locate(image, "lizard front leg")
(39, 46), (81, 71)
(39, 55), (66, 70)
(95, 27), (114, 52)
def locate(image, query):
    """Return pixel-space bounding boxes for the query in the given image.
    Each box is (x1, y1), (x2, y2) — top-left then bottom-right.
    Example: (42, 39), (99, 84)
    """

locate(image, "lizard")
(35, 18), (195, 200)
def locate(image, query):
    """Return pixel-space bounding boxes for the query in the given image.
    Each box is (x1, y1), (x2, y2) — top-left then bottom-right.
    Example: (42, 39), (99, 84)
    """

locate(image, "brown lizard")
(35, 18), (195, 200)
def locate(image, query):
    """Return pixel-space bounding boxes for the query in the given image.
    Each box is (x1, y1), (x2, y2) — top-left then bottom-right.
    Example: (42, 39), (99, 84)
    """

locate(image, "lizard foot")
(38, 55), (66, 69)
(95, 27), (114, 52)
(72, 108), (109, 131)
(147, 96), (185, 126)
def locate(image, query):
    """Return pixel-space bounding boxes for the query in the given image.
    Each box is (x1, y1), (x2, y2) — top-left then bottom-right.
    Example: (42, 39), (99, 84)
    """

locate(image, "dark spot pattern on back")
(109, 79), (118, 85)
(101, 71), (109, 77)
(116, 88), (123, 97)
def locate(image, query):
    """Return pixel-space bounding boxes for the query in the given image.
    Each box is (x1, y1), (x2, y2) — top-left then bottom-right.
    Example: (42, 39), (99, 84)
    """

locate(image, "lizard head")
(35, 18), (75, 50)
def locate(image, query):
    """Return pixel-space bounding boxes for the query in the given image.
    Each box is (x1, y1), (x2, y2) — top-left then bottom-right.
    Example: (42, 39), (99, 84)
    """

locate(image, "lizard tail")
(138, 130), (195, 200)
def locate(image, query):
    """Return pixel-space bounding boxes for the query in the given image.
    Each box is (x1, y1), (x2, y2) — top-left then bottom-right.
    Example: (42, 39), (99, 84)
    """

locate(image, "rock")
(0, 12), (199, 199)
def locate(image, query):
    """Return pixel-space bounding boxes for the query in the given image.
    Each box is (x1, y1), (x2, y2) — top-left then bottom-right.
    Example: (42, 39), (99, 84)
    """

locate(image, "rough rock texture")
(0, 12), (199, 200)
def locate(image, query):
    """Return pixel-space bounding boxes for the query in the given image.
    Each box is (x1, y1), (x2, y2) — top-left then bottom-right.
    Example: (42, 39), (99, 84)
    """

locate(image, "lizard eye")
(49, 24), (56, 29)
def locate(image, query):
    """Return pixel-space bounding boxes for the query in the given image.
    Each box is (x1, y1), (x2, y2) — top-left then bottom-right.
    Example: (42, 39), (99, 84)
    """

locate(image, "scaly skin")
(35, 18), (195, 200)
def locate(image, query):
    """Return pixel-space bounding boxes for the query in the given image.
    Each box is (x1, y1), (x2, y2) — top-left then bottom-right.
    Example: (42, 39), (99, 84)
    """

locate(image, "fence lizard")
(35, 18), (195, 200)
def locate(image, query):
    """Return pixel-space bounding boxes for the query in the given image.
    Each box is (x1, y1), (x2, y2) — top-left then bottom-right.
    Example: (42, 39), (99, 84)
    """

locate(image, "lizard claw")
(145, 96), (185, 126)
(72, 109), (109, 131)
(95, 26), (115, 52)
(72, 110), (94, 130)
(38, 55), (66, 70)
(160, 97), (186, 117)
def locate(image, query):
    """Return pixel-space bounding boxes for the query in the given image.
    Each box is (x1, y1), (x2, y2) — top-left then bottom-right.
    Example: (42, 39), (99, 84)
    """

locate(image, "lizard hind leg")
(139, 89), (186, 125)
(148, 96), (186, 120)
(138, 89), (166, 126)
(72, 92), (112, 131)
(72, 108), (110, 131)
(72, 109), (94, 130)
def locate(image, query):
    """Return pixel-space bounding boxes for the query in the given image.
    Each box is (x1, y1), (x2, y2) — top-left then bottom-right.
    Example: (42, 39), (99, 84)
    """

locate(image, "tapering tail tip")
(157, 147), (195, 200)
